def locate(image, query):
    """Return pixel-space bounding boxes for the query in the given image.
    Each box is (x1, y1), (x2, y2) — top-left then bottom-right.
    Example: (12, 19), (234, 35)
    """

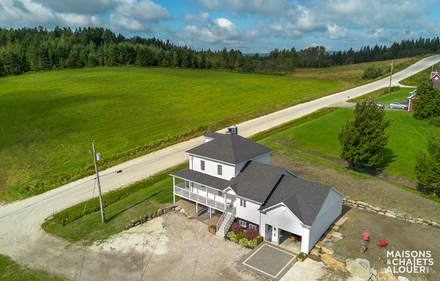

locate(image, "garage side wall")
(309, 190), (343, 252)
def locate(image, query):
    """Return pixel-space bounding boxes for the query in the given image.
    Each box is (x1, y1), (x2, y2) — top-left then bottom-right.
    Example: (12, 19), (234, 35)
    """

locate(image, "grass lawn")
(0, 67), (343, 201)
(42, 168), (174, 243)
(259, 106), (440, 181)
(0, 254), (62, 281)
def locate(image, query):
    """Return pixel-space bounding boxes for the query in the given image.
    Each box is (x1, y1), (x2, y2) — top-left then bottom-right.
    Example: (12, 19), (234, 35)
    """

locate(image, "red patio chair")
(362, 232), (369, 241)
(377, 238), (387, 247)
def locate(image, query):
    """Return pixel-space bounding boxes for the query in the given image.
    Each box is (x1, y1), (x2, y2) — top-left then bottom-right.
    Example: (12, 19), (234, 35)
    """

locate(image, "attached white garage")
(259, 177), (344, 254)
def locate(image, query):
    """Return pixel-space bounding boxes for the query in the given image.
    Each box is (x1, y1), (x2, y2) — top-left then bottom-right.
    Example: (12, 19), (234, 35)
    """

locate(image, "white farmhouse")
(170, 128), (345, 254)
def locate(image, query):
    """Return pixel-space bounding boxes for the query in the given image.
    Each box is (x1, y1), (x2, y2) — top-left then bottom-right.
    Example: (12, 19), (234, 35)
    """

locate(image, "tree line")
(0, 26), (296, 77)
(1, 26), (440, 77)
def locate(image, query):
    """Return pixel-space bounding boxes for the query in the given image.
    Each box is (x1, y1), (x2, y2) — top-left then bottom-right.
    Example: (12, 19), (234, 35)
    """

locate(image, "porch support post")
(196, 202), (198, 217)
(205, 186), (208, 205)
(209, 207), (212, 218)
(172, 177), (176, 204)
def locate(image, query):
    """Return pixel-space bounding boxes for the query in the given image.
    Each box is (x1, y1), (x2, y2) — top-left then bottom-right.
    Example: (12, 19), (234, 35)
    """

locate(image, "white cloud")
(113, 1), (171, 21)
(270, 24), (282, 32)
(326, 24), (348, 39)
(189, 0), (293, 18)
(214, 18), (235, 30)
(109, 1), (171, 33)
(184, 12), (209, 24)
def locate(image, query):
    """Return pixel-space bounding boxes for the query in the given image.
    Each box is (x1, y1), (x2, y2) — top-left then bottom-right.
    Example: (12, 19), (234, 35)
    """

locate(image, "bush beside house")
(227, 221), (262, 249)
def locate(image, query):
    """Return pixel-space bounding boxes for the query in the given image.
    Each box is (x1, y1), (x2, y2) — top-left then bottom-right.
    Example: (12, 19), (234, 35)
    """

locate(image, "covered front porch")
(174, 183), (227, 211)
(171, 168), (236, 213)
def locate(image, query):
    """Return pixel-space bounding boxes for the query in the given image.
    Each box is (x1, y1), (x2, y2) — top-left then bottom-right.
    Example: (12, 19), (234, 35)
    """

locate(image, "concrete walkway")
(241, 242), (297, 280)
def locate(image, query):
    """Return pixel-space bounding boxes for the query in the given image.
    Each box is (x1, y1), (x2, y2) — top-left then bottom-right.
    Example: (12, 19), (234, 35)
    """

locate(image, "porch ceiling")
(171, 168), (231, 191)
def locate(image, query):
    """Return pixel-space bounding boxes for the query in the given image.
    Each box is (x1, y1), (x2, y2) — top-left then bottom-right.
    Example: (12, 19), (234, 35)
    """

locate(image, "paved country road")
(1, 55), (440, 280)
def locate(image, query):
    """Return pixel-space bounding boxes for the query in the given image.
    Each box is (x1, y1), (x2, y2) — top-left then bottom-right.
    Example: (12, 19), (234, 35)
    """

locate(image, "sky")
(1, 0), (439, 53)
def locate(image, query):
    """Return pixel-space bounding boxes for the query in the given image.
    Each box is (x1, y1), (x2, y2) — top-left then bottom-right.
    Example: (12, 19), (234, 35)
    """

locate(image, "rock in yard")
(346, 258), (372, 280)
(376, 268), (398, 281)
(321, 254), (346, 270)
(332, 232), (343, 240)
(321, 246), (335, 255)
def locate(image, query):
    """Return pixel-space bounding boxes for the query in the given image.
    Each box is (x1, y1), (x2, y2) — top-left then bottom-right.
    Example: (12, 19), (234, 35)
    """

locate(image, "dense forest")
(1, 26), (440, 77)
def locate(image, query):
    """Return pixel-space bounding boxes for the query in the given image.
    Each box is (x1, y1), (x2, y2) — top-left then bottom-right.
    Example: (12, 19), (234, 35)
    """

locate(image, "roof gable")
(261, 176), (333, 226)
(230, 161), (295, 203)
(186, 132), (273, 164)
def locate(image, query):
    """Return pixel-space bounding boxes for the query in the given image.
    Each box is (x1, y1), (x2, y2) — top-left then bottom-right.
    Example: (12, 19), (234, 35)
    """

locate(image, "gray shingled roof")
(186, 132), (273, 164)
(230, 161), (295, 203)
(260, 176), (333, 226)
(170, 168), (231, 191)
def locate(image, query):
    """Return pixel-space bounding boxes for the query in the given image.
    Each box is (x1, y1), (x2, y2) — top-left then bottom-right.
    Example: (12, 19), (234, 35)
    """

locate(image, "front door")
(265, 224), (272, 242)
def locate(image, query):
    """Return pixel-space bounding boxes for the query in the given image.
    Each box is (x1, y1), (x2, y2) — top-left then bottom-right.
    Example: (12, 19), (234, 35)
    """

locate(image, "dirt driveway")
(334, 207), (439, 281)
(83, 199), (439, 281)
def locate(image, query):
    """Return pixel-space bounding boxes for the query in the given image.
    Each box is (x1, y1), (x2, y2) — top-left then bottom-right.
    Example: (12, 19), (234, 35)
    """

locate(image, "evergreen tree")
(338, 101), (391, 169)
(413, 80), (440, 119)
(415, 133), (440, 193)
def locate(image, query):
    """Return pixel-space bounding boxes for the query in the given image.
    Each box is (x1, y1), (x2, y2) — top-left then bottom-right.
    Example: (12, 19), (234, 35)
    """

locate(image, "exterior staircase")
(216, 206), (235, 238)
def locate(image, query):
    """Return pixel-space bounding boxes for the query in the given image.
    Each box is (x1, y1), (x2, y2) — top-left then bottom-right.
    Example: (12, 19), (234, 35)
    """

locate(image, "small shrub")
(227, 231), (237, 242)
(236, 232), (247, 241)
(239, 237), (249, 247)
(245, 228), (259, 240)
(429, 117), (440, 127)
(248, 239), (257, 248)
(230, 221), (243, 234)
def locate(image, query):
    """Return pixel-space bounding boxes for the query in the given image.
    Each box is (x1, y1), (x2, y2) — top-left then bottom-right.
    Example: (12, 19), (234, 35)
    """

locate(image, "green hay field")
(0, 67), (343, 201)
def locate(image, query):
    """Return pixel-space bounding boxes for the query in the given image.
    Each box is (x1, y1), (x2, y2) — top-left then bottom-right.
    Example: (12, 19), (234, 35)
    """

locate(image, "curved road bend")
(1, 54), (440, 280)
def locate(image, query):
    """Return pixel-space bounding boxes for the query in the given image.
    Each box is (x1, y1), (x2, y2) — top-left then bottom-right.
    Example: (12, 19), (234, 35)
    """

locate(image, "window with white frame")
(239, 220), (247, 227)
(218, 191), (222, 196)
(217, 164), (222, 175)
(240, 199), (246, 207)
(201, 160), (205, 171)
(249, 224), (257, 229)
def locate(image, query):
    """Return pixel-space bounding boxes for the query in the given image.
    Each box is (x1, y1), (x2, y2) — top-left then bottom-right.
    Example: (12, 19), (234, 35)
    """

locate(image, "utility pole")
(389, 60), (394, 94)
(92, 140), (105, 223)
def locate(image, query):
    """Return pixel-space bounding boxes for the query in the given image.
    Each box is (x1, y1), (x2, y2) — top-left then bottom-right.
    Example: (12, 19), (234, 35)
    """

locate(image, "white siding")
(261, 204), (310, 253)
(235, 199), (260, 225)
(233, 154), (271, 176)
(254, 154), (270, 165)
(309, 190), (343, 252)
(190, 155), (235, 180)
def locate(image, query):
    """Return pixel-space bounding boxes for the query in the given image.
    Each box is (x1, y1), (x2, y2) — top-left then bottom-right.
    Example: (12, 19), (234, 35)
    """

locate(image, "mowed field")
(260, 91), (440, 182)
(0, 67), (343, 201)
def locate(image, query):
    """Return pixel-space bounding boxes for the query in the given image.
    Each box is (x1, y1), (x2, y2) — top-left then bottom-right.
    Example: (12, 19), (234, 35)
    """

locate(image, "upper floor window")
(240, 199), (246, 208)
(217, 164), (222, 175)
(201, 160), (205, 171)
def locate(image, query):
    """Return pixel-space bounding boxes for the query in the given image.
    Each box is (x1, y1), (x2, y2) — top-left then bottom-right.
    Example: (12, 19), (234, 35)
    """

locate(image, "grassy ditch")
(42, 163), (185, 243)
(0, 254), (62, 281)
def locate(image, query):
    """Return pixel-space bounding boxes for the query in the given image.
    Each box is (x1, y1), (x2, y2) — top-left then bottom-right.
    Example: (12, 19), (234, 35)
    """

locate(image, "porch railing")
(174, 185), (226, 211)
